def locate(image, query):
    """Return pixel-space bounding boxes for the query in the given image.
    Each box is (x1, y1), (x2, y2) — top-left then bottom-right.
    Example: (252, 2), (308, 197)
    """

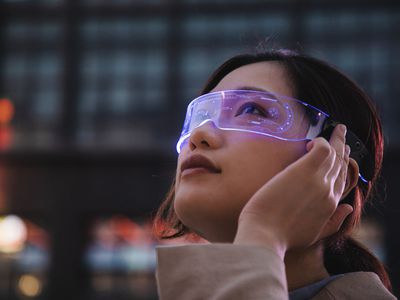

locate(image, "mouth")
(180, 154), (221, 177)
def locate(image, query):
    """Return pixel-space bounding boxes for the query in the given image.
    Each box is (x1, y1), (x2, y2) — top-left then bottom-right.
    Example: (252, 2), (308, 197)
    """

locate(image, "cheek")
(225, 140), (307, 203)
(222, 161), (276, 212)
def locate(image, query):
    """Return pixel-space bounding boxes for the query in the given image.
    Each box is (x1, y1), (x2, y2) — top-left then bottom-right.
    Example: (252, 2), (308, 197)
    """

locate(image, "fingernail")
(340, 124), (347, 135)
(345, 145), (351, 155)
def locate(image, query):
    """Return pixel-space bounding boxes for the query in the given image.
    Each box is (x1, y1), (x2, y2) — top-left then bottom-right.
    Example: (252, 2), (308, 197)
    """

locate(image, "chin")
(175, 202), (238, 243)
(205, 231), (237, 243)
(174, 184), (245, 242)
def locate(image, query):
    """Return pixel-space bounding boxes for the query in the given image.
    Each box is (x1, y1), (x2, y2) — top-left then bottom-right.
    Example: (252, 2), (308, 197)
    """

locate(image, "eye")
(235, 102), (268, 118)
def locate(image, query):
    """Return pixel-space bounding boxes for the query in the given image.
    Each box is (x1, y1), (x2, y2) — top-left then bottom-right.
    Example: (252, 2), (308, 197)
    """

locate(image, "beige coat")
(156, 244), (396, 300)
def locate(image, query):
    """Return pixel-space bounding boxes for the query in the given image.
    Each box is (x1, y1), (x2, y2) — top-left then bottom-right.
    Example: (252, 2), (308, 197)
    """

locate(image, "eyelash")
(235, 102), (269, 117)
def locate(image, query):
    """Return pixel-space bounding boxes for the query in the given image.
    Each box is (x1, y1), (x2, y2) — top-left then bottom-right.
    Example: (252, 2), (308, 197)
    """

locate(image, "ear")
(316, 158), (359, 240)
(340, 157), (360, 200)
(317, 203), (353, 240)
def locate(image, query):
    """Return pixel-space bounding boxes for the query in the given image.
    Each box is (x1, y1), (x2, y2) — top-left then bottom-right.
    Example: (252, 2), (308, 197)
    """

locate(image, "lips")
(181, 154), (221, 175)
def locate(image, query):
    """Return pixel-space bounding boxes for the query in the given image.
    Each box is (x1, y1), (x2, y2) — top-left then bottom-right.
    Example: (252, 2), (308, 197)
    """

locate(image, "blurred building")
(0, 0), (399, 299)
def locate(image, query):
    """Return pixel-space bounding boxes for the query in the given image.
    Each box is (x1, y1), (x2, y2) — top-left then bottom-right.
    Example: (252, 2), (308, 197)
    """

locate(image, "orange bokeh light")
(0, 98), (15, 125)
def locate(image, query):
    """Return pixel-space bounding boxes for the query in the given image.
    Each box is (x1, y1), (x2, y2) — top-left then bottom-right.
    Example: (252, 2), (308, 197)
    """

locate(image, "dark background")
(0, 0), (399, 299)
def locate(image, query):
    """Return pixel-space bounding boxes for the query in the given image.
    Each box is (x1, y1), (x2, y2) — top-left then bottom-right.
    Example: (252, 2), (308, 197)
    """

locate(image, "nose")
(187, 120), (223, 152)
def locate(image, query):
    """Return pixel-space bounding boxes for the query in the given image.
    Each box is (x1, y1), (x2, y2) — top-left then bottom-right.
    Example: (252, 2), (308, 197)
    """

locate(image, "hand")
(233, 124), (354, 259)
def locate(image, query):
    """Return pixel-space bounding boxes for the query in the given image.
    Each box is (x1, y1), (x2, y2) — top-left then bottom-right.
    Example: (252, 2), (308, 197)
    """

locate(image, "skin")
(174, 61), (359, 290)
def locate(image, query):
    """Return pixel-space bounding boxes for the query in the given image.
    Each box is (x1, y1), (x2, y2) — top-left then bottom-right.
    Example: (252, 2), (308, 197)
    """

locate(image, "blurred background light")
(0, 1), (399, 299)
(0, 215), (49, 300)
(0, 215), (27, 254)
(18, 274), (43, 298)
(0, 98), (15, 126)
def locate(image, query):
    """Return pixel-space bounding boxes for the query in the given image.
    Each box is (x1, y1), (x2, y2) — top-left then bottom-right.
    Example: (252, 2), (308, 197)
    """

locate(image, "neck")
(284, 242), (330, 291)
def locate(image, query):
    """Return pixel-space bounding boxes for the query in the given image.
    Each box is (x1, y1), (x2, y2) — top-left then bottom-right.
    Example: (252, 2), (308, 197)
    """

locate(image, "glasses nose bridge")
(176, 119), (219, 153)
(186, 118), (222, 151)
(189, 118), (220, 141)
(195, 118), (218, 130)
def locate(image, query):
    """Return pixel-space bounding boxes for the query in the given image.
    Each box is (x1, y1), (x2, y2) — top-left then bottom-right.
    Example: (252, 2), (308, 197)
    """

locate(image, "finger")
(289, 137), (334, 176)
(310, 137), (336, 175)
(326, 124), (347, 180)
(287, 132), (342, 180)
(334, 144), (351, 197)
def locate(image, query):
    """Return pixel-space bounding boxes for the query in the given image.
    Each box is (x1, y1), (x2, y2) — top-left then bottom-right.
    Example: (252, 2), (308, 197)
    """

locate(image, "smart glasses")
(176, 90), (373, 183)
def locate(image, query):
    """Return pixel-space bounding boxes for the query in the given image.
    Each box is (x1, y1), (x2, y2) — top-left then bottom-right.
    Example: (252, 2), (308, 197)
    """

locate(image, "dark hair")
(153, 49), (391, 290)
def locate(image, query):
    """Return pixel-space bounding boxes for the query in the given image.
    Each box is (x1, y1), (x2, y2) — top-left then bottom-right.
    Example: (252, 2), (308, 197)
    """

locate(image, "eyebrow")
(235, 86), (269, 92)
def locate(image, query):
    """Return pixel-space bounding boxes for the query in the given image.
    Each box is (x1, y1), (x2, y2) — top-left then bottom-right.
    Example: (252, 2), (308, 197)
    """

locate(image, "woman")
(153, 49), (396, 299)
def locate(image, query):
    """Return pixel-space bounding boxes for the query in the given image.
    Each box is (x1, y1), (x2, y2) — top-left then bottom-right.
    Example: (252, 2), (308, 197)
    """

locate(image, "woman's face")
(174, 61), (308, 242)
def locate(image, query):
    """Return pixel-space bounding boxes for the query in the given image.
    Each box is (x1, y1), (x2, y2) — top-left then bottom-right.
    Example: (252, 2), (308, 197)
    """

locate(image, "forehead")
(211, 61), (294, 99)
